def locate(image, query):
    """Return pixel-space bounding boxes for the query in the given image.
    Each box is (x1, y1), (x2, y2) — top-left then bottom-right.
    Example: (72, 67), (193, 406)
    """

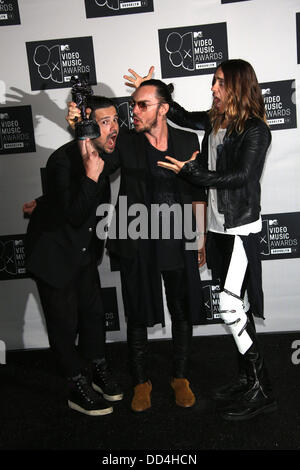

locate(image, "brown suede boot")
(131, 380), (152, 412)
(171, 378), (196, 407)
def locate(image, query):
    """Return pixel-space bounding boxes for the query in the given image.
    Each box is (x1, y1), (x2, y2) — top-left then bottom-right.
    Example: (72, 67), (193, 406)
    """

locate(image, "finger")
(128, 68), (138, 78)
(123, 75), (135, 83)
(85, 139), (98, 156)
(78, 139), (87, 156)
(164, 156), (180, 164)
(146, 66), (155, 78)
(124, 82), (136, 88)
(157, 162), (179, 173)
(190, 150), (199, 161)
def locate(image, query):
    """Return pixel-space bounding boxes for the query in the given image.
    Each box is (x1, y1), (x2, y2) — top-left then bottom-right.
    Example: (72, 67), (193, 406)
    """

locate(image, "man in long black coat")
(100, 81), (207, 411)
(25, 97), (123, 416)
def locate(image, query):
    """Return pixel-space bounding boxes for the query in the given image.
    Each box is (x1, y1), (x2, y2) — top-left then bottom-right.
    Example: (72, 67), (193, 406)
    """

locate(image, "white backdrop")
(0, 0), (300, 353)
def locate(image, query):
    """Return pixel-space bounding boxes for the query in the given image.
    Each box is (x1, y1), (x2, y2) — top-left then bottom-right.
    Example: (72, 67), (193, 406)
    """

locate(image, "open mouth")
(107, 133), (117, 147)
(213, 96), (221, 107)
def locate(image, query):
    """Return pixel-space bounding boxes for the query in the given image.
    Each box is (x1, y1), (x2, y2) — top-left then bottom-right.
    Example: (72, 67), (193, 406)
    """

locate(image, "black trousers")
(120, 258), (192, 384)
(36, 261), (106, 378)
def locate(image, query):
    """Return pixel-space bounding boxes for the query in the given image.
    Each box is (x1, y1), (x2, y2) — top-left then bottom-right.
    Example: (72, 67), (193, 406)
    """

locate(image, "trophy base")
(75, 120), (100, 140)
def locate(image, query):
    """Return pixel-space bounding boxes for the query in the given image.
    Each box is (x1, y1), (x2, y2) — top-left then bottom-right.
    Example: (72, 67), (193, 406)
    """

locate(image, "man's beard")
(93, 132), (117, 154)
(134, 109), (159, 134)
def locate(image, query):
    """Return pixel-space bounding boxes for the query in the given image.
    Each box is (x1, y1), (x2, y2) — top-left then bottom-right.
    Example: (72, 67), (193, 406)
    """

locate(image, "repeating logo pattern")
(26, 37), (97, 91)
(158, 23), (228, 79)
(112, 96), (134, 130)
(0, 0), (20, 26)
(0, 106), (36, 155)
(0, 235), (27, 280)
(85, 0), (153, 18)
(260, 80), (297, 131)
(260, 213), (300, 260)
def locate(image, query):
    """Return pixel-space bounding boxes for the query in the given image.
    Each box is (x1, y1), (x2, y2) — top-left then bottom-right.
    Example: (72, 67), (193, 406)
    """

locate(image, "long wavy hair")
(209, 59), (267, 134)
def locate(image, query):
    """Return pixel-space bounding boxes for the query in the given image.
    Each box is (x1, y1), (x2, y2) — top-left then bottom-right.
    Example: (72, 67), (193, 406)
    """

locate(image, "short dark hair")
(87, 95), (117, 119)
(139, 79), (174, 104)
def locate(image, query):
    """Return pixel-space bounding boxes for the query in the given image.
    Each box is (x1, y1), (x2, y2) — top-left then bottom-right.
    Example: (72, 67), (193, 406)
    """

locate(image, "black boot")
(171, 318), (192, 378)
(213, 354), (248, 402)
(92, 359), (123, 402)
(220, 349), (277, 421)
(68, 373), (113, 416)
(127, 323), (149, 385)
(213, 312), (256, 402)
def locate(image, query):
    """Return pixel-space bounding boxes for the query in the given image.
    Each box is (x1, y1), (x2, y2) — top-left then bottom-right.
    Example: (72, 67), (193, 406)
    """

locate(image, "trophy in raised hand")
(70, 75), (100, 140)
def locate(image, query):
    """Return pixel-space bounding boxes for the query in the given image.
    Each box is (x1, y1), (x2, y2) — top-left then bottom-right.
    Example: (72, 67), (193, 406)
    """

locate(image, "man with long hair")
(154, 59), (277, 421)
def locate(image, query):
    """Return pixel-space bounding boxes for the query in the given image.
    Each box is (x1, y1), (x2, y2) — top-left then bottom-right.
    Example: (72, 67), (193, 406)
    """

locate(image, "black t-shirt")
(145, 137), (184, 271)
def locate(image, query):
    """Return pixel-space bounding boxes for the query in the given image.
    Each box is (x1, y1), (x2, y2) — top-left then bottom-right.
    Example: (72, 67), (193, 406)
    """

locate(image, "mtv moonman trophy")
(70, 75), (100, 140)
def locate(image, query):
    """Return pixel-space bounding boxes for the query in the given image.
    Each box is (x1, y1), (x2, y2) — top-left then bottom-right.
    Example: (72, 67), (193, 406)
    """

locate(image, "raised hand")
(78, 138), (104, 182)
(66, 101), (92, 130)
(123, 66), (155, 89)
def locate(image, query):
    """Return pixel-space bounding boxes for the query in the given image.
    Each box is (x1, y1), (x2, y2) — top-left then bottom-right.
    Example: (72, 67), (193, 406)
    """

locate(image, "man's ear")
(160, 102), (169, 117)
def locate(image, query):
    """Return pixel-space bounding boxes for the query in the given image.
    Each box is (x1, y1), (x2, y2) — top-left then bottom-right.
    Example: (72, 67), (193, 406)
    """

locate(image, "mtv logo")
(60, 44), (70, 51)
(0, 113), (9, 120)
(193, 31), (203, 39)
(262, 88), (271, 95)
(269, 219), (278, 226)
(15, 240), (23, 246)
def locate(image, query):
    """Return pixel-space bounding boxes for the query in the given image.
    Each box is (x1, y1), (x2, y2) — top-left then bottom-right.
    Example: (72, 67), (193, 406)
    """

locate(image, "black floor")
(1, 332), (300, 457)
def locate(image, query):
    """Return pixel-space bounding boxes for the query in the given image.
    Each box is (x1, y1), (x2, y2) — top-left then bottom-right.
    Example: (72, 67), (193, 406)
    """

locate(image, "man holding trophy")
(25, 77), (123, 416)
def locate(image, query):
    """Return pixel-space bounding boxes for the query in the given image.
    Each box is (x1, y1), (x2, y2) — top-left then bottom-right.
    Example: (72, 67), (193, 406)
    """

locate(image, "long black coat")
(102, 125), (207, 326)
(25, 140), (110, 289)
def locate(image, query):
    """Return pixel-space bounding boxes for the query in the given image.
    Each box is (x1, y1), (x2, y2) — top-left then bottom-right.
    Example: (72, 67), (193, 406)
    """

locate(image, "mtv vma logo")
(202, 281), (222, 324)
(0, 0), (20, 26)
(158, 23), (228, 79)
(0, 105), (36, 155)
(260, 80), (297, 131)
(112, 96), (134, 130)
(0, 235), (28, 280)
(102, 287), (120, 331)
(85, 0), (153, 18)
(260, 213), (300, 260)
(26, 37), (97, 91)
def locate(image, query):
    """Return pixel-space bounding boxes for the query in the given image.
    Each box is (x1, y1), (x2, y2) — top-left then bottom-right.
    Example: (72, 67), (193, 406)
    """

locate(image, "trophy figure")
(70, 75), (100, 140)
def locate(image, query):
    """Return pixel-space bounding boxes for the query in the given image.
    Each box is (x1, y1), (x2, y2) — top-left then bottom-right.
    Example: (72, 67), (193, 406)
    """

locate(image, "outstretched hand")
(123, 66), (155, 89)
(157, 150), (199, 174)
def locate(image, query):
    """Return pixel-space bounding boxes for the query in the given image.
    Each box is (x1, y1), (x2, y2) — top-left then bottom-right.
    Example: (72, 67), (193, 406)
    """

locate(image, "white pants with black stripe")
(218, 235), (253, 355)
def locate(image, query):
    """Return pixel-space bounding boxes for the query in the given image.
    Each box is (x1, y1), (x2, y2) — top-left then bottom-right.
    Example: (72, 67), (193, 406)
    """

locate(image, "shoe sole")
(221, 401), (278, 421)
(68, 400), (113, 416)
(92, 383), (124, 402)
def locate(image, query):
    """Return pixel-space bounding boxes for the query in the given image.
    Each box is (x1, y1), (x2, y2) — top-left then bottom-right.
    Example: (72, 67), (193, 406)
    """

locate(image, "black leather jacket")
(168, 102), (271, 229)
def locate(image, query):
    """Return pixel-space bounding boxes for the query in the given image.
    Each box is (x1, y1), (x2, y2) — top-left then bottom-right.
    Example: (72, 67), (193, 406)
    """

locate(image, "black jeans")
(36, 262), (106, 378)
